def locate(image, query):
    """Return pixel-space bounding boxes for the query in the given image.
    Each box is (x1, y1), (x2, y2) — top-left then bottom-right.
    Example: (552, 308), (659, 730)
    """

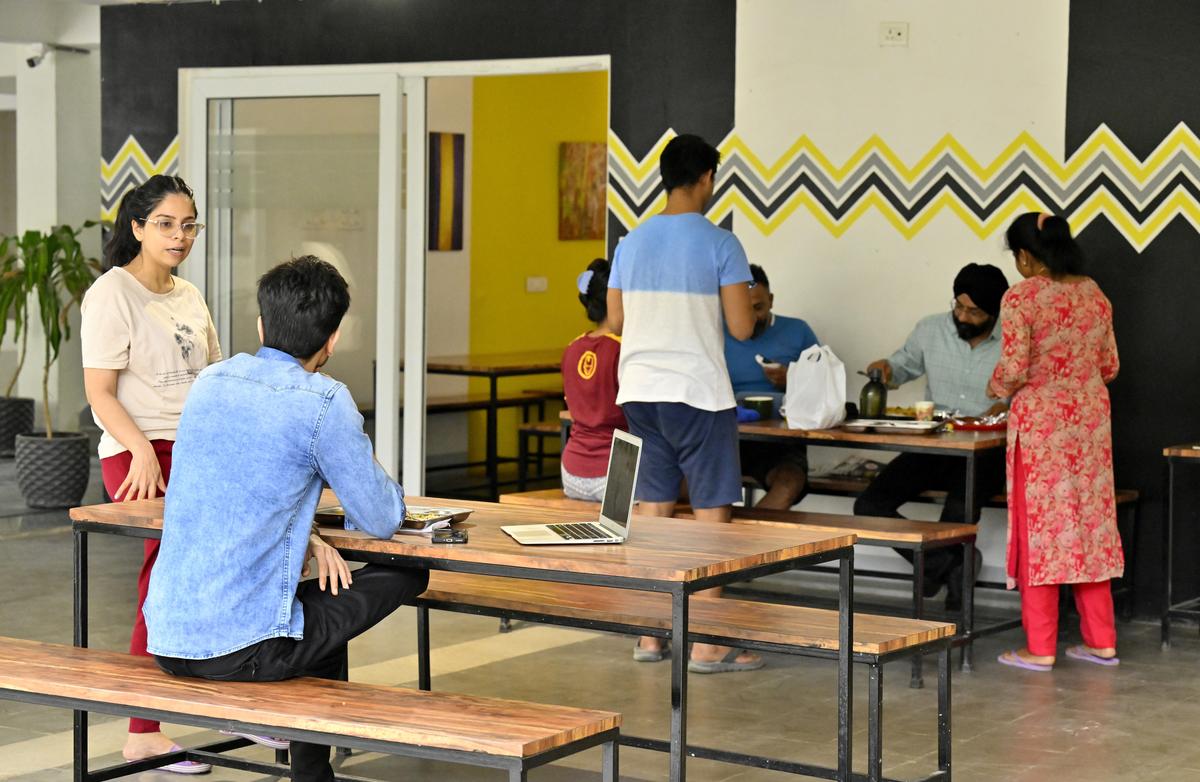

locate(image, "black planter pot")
(0, 397), (35, 458)
(14, 432), (91, 509)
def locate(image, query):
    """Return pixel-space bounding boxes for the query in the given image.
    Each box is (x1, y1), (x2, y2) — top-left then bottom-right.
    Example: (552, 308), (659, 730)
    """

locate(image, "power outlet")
(525, 276), (549, 293)
(880, 21), (909, 47)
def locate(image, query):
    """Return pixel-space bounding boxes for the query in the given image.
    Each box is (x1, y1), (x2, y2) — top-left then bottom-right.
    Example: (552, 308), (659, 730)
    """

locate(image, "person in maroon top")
(561, 258), (627, 501)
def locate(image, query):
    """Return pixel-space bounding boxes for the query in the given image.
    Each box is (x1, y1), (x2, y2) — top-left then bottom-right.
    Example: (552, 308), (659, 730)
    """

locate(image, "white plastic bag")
(780, 345), (847, 430)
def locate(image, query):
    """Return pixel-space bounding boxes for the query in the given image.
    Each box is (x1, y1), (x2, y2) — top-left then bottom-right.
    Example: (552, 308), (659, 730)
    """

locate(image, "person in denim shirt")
(144, 256), (429, 782)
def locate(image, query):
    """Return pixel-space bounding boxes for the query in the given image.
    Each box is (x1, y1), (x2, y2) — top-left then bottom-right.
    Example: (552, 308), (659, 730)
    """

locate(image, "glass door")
(181, 69), (426, 489)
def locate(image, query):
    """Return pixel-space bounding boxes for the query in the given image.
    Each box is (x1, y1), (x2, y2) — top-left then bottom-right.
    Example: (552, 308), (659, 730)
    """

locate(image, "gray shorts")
(561, 465), (607, 502)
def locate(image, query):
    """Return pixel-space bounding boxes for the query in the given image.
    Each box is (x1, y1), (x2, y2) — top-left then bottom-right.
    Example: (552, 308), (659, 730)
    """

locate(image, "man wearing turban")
(856, 263), (1010, 610)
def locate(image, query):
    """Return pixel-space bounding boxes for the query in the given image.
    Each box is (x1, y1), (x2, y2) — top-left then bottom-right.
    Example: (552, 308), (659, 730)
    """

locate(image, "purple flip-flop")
(997, 650), (1052, 672)
(1065, 645), (1120, 667)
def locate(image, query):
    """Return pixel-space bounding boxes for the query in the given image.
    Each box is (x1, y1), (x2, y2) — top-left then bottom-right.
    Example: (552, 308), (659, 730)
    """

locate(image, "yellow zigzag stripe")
(101, 136), (180, 182)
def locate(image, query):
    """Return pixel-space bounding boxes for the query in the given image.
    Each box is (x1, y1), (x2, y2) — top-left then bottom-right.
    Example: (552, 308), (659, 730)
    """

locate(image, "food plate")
(841, 419), (945, 435)
(947, 418), (1007, 432)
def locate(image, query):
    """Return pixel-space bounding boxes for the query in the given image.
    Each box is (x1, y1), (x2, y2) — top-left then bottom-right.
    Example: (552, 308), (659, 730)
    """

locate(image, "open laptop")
(502, 429), (642, 545)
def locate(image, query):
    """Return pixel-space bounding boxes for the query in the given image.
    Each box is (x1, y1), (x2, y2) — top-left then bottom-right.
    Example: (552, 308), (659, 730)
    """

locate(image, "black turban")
(953, 263), (1009, 318)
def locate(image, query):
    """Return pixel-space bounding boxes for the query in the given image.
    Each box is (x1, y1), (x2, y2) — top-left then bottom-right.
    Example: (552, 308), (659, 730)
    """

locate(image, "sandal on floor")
(997, 650), (1052, 672)
(153, 745), (212, 775)
(1065, 645), (1120, 667)
(220, 730), (290, 750)
(633, 640), (670, 662)
(687, 648), (765, 674)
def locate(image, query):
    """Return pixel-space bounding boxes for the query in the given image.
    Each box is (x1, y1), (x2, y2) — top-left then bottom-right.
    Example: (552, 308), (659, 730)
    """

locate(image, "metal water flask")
(859, 367), (888, 418)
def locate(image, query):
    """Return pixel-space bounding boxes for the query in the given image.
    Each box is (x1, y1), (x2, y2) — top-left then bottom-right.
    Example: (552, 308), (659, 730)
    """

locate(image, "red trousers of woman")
(1011, 440), (1116, 657)
(100, 439), (173, 734)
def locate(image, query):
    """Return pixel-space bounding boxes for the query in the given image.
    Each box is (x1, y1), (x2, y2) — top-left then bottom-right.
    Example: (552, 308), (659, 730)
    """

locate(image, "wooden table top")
(1164, 444), (1200, 459)
(406, 350), (565, 375)
(69, 493), (855, 585)
(0, 636), (619, 757)
(560, 410), (1006, 451)
(737, 419), (1007, 451)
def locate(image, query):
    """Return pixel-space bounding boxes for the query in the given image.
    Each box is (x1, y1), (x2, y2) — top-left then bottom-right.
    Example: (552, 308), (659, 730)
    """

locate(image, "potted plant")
(7, 223), (101, 508)
(0, 234), (36, 456)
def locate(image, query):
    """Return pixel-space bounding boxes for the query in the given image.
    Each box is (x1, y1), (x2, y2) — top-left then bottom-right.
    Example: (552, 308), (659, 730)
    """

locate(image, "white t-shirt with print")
(81, 267), (221, 458)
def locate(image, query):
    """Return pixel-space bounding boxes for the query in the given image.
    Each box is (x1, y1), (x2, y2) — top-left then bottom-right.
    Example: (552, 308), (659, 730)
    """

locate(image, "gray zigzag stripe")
(712, 149), (1200, 209)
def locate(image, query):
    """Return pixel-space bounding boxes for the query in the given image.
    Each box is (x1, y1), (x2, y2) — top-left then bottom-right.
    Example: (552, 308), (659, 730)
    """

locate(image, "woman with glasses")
(81, 175), (274, 773)
(990, 212), (1123, 673)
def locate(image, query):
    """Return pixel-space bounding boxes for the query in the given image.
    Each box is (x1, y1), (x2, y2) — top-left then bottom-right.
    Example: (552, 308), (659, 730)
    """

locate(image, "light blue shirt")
(887, 312), (1001, 417)
(609, 213), (752, 411)
(144, 347), (406, 659)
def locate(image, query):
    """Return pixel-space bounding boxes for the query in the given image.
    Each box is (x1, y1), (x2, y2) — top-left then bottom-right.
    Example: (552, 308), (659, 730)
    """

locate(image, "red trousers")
(100, 439), (173, 735)
(1011, 439), (1117, 657)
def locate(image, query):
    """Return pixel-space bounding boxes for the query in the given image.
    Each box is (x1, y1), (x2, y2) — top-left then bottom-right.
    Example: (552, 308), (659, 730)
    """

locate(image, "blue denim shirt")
(144, 347), (406, 659)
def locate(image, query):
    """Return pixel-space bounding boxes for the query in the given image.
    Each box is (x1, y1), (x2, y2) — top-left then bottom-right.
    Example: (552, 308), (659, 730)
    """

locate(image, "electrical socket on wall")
(879, 21), (909, 47)
(525, 276), (548, 293)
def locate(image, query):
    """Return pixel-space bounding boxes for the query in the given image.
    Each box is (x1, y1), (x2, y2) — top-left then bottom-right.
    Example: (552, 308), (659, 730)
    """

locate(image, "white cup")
(915, 401), (935, 421)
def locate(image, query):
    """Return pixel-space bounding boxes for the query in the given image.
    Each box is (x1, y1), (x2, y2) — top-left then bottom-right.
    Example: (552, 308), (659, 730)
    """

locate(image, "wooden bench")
(360, 388), (563, 419)
(500, 488), (976, 686)
(0, 636), (618, 782)
(417, 571), (954, 782)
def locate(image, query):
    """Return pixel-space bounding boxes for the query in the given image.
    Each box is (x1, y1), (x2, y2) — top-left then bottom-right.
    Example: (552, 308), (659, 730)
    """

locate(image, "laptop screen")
(599, 431), (640, 530)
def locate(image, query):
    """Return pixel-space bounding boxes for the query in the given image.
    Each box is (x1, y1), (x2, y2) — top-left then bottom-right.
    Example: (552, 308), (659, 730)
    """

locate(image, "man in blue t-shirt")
(724, 264), (819, 510)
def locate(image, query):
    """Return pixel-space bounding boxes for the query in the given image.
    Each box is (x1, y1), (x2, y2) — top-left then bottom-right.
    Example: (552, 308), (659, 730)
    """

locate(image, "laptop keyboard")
(547, 522), (614, 540)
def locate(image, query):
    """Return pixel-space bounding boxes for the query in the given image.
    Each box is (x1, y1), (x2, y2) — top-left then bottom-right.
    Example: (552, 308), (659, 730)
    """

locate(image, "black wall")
(101, 0), (737, 252)
(1067, 2), (1200, 614)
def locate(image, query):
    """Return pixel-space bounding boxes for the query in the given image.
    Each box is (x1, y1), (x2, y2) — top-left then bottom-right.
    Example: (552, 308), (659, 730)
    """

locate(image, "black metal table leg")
(73, 529), (89, 782)
(838, 548), (854, 782)
(938, 646), (952, 779)
(417, 605), (431, 691)
(670, 587), (689, 782)
(517, 428), (529, 492)
(963, 452), (978, 529)
(1162, 458), (1174, 650)
(910, 548), (925, 689)
(867, 663), (882, 782)
(487, 375), (499, 500)
(602, 738), (618, 782)
(961, 539), (976, 672)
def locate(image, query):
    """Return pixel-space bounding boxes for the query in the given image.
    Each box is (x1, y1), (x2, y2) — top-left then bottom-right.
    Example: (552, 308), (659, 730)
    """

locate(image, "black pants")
(853, 452), (1005, 587)
(156, 565), (430, 782)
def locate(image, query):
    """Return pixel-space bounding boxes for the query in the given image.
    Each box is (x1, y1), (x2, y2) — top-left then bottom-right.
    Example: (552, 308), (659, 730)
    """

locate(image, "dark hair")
(256, 255), (351, 359)
(1005, 212), (1085, 276)
(659, 134), (720, 192)
(103, 175), (196, 270)
(579, 258), (610, 324)
(749, 263), (770, 290)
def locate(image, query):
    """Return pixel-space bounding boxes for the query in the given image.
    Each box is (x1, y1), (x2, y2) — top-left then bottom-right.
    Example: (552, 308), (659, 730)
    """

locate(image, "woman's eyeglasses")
(140, 217), (205, 239)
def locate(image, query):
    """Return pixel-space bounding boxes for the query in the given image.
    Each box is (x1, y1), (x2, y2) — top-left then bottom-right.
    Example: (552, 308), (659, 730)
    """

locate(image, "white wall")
(0, 37), (100, 432)
(735, 0), (1069, 579)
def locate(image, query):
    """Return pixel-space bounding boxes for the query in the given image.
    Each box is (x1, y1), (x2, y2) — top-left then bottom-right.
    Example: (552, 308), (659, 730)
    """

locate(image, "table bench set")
(2, 492), (958, 782)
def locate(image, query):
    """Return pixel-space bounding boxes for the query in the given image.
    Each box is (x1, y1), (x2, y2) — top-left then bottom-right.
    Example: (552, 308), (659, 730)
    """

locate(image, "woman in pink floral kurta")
(989, 212), (1123, 671)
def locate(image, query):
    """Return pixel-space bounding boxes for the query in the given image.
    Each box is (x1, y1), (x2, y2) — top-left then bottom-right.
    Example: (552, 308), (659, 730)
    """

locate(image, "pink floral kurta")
(988, 276), (1124, 587)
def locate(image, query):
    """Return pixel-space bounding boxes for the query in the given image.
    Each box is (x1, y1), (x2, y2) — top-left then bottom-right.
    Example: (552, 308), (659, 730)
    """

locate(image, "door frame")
(178, 55), (609, 492)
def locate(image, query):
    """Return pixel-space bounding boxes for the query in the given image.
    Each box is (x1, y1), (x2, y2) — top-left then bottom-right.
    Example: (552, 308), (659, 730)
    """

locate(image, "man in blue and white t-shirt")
(607, 134), (762, 674)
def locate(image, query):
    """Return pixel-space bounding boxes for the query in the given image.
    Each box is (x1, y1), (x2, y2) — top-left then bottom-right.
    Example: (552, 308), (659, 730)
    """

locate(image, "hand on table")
(985, 402), (1010, 417)
(303, 533), (353, 595)
(115, 443), (166, 501)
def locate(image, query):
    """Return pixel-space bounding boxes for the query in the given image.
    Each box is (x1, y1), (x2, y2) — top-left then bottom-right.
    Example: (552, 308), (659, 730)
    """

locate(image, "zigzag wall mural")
(101, 124), (1200, 251)
(101, 136), (180, 222)
(608, 125), (1200, 252)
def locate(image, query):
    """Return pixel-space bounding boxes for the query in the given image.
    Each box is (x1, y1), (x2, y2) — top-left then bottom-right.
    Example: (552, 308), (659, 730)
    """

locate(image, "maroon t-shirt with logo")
(561, 333), (626, 478)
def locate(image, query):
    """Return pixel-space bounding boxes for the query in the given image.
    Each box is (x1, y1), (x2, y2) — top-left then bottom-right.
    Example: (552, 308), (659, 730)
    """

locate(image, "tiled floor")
(1, 460), (1198, 781)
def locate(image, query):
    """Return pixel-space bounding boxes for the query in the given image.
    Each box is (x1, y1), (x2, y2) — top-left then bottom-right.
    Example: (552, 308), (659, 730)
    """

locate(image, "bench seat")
(423, 572), (954, 655)
(0, 635), (618, 779)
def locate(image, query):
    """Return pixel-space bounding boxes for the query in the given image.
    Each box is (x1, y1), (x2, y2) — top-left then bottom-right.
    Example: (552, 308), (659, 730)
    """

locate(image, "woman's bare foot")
(1080, 645), (1116, 658)
(690, 642), (760, 666)
(122, 731), (179, 761)
(1014, 647), (1056, 666)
